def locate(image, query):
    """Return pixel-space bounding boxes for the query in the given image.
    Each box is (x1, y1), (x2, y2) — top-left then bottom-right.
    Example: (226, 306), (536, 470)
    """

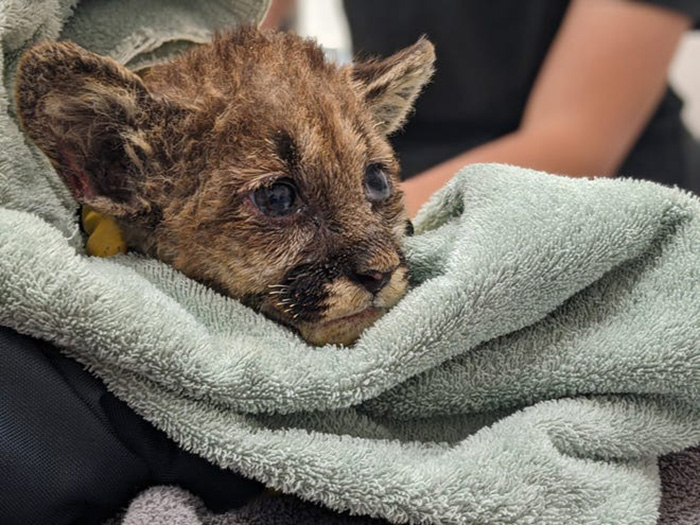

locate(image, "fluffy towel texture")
(109, 486), (384, 525)
(116, 463), (700, 525)
(1, 2), (699, 524)
(2, 160), (699, 524)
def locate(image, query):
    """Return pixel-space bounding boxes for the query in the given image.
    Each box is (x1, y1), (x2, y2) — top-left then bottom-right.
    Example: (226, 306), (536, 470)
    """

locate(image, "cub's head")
(15, 28), (435, 346)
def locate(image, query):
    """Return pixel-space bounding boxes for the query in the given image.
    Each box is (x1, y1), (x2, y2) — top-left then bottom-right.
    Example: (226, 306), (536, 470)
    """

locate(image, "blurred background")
(273, 0), (700, 138)
(263, 0), (700, 212)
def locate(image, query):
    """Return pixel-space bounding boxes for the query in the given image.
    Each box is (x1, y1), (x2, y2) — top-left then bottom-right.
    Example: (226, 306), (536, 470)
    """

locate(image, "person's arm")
(402, 0), (691, 216)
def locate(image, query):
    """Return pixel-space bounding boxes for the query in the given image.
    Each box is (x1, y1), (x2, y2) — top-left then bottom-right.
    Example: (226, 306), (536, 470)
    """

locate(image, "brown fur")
(15, 28), (435, 346)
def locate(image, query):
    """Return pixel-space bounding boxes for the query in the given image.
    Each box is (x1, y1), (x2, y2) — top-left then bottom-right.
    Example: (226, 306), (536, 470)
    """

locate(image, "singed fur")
(15, 28), (435, 345)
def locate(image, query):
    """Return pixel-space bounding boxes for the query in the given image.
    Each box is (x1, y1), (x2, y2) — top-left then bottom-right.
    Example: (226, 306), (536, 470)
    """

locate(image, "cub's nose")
(349, 269), (393, 294)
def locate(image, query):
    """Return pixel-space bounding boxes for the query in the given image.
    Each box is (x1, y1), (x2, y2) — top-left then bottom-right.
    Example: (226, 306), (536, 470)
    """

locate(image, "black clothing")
(345, 0), (700, 191)
(0, 326), (263, 525)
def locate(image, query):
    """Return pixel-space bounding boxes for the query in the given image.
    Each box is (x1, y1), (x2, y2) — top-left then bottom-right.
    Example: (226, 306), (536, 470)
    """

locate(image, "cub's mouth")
(259, 264), (410, 347)
(318, 306), (384, 326)
(297, 306), (387, 347)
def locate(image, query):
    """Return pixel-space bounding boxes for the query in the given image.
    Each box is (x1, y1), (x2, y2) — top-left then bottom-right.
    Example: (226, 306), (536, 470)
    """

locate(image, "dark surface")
(345, 0), (700, 192)
(0, 326), (263, 525)
(658, 446), (700, 525)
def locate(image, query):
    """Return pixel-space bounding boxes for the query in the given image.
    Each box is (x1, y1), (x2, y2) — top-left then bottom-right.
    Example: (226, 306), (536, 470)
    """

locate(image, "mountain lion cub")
(16, 28), (435, 346)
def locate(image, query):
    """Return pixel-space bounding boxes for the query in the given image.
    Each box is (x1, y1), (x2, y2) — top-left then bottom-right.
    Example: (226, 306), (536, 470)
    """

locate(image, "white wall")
(670, 32), (700, 138)
(296, 0), (351, 63)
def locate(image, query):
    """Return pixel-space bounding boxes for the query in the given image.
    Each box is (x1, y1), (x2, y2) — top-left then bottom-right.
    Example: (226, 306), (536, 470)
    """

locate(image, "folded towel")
(110, 486), (384, 525)
(115, 456), (700, 525)
(2, 160), (699, 524)
(1, 2), (699, 524)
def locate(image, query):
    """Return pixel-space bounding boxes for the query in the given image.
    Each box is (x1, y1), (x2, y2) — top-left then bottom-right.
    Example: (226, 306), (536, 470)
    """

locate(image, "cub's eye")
(251, 178), (299, 217)
(364, 163), (393, 203)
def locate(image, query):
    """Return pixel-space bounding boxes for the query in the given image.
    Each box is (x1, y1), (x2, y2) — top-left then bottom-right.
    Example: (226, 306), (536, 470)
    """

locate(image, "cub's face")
(16, 28), (435, 345)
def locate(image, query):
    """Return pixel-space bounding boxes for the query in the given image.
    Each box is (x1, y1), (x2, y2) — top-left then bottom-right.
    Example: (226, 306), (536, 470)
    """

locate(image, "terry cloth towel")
(108, 486), (386, 525)
(1, 2), (700, 525)
(2, 163), (700, 525)
(115, 464), (700, 525)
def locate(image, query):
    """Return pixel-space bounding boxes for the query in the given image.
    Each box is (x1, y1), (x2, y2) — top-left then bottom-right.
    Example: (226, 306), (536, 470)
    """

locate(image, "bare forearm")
(260, 0), (296, 29)
(401, 0), (690, 217)
(401, 126), (613, 217)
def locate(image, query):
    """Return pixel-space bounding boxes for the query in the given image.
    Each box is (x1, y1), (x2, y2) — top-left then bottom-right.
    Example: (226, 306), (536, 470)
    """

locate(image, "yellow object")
(81, 206), (128, 257)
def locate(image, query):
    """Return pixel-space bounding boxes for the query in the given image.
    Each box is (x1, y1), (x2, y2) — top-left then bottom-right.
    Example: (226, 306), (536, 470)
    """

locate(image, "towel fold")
(114, 452), (700, 525)
(111, 486), (384, 525)
(2, 163), (699, 524)
(1, 2), (698, 524)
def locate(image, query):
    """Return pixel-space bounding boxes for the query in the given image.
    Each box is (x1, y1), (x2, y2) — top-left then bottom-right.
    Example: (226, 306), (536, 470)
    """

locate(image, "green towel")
(3, 164), (699, 524)
(1, 2), (699, 524)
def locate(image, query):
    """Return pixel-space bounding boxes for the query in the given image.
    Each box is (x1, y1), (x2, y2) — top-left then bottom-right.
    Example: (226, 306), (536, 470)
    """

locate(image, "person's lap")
(0, 326), (262, 525)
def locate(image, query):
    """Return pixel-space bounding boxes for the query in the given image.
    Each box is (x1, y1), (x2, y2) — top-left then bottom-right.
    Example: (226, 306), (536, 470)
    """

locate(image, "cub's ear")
(351, 37), (435, 135)
(15, 41), (165, 218)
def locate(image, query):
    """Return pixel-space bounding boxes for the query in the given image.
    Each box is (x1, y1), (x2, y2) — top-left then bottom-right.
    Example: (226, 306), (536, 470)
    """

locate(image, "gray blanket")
(1, 1), (699, 524)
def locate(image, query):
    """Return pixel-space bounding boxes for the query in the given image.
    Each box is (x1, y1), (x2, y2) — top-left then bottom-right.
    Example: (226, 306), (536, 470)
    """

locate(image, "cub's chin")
(296, 307), (387, 346)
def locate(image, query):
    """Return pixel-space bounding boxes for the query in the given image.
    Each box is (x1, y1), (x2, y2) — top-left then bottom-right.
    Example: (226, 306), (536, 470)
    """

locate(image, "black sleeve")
(635, 0), (700, 26)
(0, 326), (263, 525)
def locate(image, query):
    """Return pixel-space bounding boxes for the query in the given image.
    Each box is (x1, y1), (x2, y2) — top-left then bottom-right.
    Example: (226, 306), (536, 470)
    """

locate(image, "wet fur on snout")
(15, 27), (435, 346)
